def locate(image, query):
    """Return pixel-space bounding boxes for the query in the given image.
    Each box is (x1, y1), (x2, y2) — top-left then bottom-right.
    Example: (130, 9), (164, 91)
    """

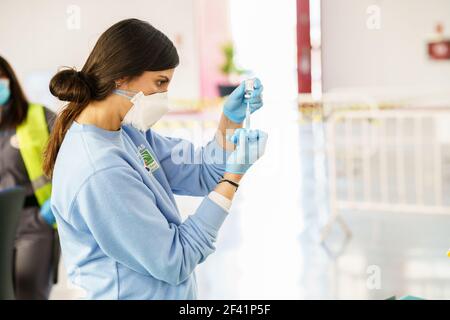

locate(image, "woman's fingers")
(249, 102), (263, 113)
(229, 128), (251, 145)
(249, 85), (263, 101)
(229, 129), (267, 145)
(252, 77), (262, 89)
(248, 129), (260, 141)
(229, 128), (245, 144)
(257, 130), (268, 142)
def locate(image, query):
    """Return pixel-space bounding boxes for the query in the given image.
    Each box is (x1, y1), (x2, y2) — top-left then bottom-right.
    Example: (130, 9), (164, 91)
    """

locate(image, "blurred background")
(0, 0), (449, 299)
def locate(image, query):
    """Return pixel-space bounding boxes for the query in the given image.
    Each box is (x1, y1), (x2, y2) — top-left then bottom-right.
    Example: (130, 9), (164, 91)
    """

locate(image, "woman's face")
(119, 69), (175, 95)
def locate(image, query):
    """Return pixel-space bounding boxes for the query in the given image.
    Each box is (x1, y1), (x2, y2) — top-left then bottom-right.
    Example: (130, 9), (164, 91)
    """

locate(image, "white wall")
(321, 0), (450, 92)
(0, 0), (201, 109)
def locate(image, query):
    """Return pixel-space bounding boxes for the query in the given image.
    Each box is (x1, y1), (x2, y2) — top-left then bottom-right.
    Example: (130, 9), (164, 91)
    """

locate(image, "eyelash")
(157, 80), (168, 87)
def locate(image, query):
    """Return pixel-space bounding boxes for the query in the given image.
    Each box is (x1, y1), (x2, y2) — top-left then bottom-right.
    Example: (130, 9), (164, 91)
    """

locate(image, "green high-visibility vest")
(16, 103), (52, 207)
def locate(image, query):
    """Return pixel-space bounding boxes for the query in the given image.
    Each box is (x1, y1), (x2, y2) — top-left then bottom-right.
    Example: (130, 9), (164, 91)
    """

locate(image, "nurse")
(44, 18), (268, 300)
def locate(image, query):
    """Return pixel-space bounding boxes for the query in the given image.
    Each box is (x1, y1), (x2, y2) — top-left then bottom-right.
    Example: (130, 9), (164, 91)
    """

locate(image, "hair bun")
(49, 68), (93, 103)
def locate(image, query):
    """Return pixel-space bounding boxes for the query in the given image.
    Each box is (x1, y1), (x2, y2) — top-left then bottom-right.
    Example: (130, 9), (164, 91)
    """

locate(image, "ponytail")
(43, 68), (97, 178)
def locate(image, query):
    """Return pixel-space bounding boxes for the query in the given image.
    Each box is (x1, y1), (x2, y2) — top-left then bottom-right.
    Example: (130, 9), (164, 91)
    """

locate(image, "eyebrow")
(158, 75), (170, 81)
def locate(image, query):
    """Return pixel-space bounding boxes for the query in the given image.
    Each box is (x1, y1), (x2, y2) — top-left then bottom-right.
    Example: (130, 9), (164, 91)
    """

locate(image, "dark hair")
(0, 55), (30, 129)
(43, 18), (179, 177)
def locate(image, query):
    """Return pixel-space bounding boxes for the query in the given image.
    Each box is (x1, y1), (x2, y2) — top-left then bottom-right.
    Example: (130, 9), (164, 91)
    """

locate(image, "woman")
(0, 56), (58, 299)
(44, 19), (267, 300)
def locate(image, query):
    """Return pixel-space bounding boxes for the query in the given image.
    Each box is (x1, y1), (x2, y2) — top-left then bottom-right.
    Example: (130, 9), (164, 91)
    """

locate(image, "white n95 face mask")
(114, 89), (169, 132)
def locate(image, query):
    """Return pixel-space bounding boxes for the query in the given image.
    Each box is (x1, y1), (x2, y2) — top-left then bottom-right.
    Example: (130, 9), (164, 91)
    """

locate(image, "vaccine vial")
(244, 79), (254, 129)
(244, 79), (255, 99)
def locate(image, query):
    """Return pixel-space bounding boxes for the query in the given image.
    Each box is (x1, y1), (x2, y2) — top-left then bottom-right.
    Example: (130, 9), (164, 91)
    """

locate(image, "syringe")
(244, 79), (254, 129)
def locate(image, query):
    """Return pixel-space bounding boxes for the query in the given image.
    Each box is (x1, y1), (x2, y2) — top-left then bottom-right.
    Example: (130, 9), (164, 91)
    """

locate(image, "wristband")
(218, 178), (240, 190)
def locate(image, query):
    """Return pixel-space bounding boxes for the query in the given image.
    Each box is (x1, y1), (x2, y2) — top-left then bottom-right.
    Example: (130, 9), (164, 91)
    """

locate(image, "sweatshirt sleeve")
(71, 165), (228, 286)
(145, 130), (231, 196)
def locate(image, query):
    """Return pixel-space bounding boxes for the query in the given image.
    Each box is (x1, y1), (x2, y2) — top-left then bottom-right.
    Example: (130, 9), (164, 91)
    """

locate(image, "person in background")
(0, 55), (59, 299)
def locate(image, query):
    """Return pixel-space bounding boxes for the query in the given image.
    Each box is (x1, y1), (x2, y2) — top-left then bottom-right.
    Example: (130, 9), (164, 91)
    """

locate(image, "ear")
(115, 76), (131, 89)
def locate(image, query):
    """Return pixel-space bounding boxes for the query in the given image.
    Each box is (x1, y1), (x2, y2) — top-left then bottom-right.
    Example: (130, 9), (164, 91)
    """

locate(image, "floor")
(50, 99), (450, 300)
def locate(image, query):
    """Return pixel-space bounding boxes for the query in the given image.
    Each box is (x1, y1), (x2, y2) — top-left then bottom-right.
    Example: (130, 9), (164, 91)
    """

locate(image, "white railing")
(321, 105), (450, 241)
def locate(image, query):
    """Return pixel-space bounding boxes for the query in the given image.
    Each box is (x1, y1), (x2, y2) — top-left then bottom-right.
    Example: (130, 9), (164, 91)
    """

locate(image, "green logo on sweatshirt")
(138, 145), (159, 173)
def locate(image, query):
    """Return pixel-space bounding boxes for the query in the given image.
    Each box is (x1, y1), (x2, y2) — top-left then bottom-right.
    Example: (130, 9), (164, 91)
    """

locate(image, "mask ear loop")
(113, 89), (132, 99)
(113, 89), (140, 100)
(114, 80), (139, 99)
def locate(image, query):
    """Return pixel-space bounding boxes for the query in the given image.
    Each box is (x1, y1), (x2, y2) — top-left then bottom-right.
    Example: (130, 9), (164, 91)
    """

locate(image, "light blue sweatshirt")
(51, 122), (231, 300)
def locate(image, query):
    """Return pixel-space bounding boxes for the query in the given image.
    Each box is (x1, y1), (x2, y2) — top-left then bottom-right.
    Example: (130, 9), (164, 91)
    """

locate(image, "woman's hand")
(223, 78), (264, 124)
(225, 129), (268, 175)
(214, 129), (267, 202)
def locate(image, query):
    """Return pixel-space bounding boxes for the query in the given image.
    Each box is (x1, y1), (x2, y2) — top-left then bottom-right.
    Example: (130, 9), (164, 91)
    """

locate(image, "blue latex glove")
(226, 129), (268, 175)
(40, 199), (56, 226)
(223, 78), (264, 123)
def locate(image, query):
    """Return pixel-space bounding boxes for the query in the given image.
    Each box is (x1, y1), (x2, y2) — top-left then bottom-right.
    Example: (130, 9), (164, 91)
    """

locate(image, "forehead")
(142, 69), (175, 79)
